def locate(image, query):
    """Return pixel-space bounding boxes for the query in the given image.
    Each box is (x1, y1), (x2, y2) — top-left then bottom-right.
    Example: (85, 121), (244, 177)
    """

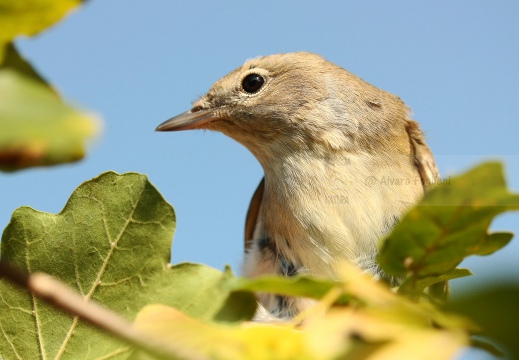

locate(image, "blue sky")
(2, 0), (518, 331)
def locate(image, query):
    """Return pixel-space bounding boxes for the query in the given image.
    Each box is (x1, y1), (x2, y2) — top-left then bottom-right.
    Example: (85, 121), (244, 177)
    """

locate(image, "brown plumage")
(157, 52), (438, 321)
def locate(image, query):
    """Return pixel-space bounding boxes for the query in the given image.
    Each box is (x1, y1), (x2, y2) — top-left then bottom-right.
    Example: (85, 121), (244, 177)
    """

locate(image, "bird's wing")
(245, 177), (265, 249)
(406, 120), (449, 297)
(406, 120), (440, 190)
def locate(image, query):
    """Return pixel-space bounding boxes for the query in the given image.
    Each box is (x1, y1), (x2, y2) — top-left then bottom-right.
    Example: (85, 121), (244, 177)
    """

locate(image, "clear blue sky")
(2, 2), (518, 353)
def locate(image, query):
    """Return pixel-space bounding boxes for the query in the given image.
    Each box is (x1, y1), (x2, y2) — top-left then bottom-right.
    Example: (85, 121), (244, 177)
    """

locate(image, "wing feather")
(244, 177), (265, 249)
(406, 120), (439, 190)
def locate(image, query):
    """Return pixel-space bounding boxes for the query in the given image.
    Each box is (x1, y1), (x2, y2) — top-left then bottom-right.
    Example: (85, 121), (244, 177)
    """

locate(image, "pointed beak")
(155, 107), (218, 131)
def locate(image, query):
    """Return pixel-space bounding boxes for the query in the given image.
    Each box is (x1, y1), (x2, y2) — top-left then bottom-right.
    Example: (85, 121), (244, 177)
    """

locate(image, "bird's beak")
(155, 107), (218, 131)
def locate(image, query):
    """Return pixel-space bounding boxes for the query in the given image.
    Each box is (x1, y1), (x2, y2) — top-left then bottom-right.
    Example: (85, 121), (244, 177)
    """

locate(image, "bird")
(156, 52), (439, 321)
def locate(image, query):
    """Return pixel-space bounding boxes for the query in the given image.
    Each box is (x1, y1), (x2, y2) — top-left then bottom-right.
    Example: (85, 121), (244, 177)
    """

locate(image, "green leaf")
(447, 284), (519, 358)
(0, 172), (255, 360)
(473, 232), (514, 256)
(0, 69), (100, 171)
(232, 276), (340, 300)
(378, 162), (519, 284)
(398, 268), (472, 300)
(0, 0), (82, 43)
(157, 264), (256, 322)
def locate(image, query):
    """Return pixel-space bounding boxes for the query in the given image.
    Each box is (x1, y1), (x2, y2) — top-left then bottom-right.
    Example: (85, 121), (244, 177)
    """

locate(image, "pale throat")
(258, 148), (366, 275)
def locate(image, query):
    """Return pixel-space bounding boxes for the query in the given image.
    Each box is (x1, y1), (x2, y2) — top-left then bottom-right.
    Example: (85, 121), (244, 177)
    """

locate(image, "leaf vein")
(53, 187), (143, 358)
(25, 225), (47, 360)
(0, 320), (23, 360)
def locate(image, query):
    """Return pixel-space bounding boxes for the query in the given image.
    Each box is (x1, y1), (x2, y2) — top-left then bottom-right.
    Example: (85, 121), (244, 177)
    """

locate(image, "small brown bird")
(156, 52), (438, 321)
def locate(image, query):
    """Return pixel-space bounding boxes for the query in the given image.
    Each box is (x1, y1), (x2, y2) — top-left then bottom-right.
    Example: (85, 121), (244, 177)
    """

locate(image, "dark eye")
(242, 73), (264, 93)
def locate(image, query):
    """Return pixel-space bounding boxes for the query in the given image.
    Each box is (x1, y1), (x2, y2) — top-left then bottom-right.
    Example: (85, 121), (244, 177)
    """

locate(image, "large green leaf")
(0, 0), (82, 44)
(378, 162), (519, 296)
(0, 69), (100, 171)
(0, 172), (255, 360)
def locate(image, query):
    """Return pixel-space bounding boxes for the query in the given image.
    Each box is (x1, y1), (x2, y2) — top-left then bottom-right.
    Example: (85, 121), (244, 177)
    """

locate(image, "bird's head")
(157, 52), (410, 165)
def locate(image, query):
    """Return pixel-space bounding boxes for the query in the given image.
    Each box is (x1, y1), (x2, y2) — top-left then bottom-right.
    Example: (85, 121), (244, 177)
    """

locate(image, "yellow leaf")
(133, 297), (469, 360)
(0, 70), (100, 171)
(0, 0), (82, 43)
(134, 305), (313, 360)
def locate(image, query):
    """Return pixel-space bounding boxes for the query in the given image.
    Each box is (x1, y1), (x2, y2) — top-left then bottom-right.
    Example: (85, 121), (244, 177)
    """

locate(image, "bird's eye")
(242, 73), (264, 94)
